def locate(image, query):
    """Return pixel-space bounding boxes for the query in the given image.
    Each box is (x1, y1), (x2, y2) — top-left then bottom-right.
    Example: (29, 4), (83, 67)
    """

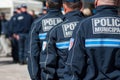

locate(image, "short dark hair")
(63, 1), (82, 10)
(46, 0), (62, 9)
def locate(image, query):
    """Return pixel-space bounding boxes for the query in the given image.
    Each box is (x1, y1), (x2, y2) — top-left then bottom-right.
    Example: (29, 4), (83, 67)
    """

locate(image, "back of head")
(46, 0), (62, 9)
(63, 0), (82, 10)
(82, 8), (92, 17)
(95, 0), (120, 7)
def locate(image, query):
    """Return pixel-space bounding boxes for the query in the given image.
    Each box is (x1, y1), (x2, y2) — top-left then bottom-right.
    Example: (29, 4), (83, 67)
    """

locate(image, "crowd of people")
(0, 4), (47, 64)
(0, 0), (120, 80)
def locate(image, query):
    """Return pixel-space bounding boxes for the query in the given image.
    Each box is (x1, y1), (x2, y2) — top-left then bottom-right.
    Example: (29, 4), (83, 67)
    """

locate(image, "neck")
(65, 9), (73, 14)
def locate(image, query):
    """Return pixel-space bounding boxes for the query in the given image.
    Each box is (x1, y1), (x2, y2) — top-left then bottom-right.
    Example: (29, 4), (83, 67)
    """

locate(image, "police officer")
(9, 6), (21, 63)
(65, 0), (120, 79)
(40, 0), (84, 80)
(17, 4), (33, 64)
(27, 0), (63, 80)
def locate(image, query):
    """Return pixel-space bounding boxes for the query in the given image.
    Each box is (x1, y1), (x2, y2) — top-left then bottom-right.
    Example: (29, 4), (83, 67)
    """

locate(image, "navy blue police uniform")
(40, 0), (85, 80)
(65, 5), (120, 80)
(27, 1), (63, 79)
(11, 6), (21, 35)
(9, 8), (21, 63)
(17, 5), (33, 64)
(11, 13), (22, 35)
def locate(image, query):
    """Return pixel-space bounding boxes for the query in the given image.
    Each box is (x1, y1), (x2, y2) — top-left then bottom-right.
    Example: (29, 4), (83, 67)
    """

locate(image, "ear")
(63, 3), (67, 14)
(95, 0), (99, 7)
(46, 2), (49, 8)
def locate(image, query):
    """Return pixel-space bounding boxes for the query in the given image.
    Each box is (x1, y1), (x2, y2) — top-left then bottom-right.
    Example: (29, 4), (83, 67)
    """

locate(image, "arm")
(64, 26), (87, 80)
(27, 22), (41, 80)
(115, 50), (120, 69)
(40, 29), (57, 80)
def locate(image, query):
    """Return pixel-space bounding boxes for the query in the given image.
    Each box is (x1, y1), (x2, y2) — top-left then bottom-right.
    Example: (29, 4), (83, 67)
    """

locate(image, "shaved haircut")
(95, 0), (120, 6)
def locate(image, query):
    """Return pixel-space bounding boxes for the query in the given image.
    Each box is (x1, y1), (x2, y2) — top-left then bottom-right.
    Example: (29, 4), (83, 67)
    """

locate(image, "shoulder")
(77, 15), (96, 29)
(49, 21), (63, 36)
(33, 15), (46, 24)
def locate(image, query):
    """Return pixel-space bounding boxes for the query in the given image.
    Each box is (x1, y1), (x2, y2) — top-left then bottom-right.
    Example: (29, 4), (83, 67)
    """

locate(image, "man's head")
(28, 10), (35, 16)
(62, 0), (82, 14)
(46, 0), (62, 9)
(95, 0), (120, 7)
(82, 8), (92, 16)
(16, 6), (21, 14)
(0, 12), (6, 20)
(20, 4), (27, 12)
(42, 7), (47, 14)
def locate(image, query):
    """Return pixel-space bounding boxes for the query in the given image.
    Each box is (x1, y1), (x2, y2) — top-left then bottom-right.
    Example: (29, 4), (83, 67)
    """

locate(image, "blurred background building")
(0, 0), (43, 19)
(0, 0), (119, 19)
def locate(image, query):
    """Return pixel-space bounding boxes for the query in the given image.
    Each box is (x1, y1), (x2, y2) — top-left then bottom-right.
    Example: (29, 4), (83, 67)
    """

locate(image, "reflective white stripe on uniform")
(39, 33), (47, 40)
(56, 41), (70, 49)
(85, 38), (120, 47)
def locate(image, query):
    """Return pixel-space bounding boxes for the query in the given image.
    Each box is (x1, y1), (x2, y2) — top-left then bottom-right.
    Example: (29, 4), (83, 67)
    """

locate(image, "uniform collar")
(95, 5), (118, 15)
(65, 10), (84, 20)
(47, 8), (61, 13)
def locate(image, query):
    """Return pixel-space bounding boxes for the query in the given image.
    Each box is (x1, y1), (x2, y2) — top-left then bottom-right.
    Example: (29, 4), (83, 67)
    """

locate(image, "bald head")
(95, 0), (120, 7)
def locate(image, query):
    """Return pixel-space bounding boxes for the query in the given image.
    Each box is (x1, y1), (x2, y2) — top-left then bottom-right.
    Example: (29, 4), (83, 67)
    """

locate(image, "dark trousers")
(18, 34), (28, 63)
(11, 37), (19, 63)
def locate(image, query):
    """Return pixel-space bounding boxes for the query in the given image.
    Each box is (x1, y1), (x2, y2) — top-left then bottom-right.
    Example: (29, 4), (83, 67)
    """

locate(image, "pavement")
(0, 54), (30, 80)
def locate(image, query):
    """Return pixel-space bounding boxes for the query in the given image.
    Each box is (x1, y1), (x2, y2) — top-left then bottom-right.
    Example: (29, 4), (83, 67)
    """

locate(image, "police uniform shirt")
(28, 8), (63, 80)
(40, 10), (84, 80)
(66, 5), (120, 80)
